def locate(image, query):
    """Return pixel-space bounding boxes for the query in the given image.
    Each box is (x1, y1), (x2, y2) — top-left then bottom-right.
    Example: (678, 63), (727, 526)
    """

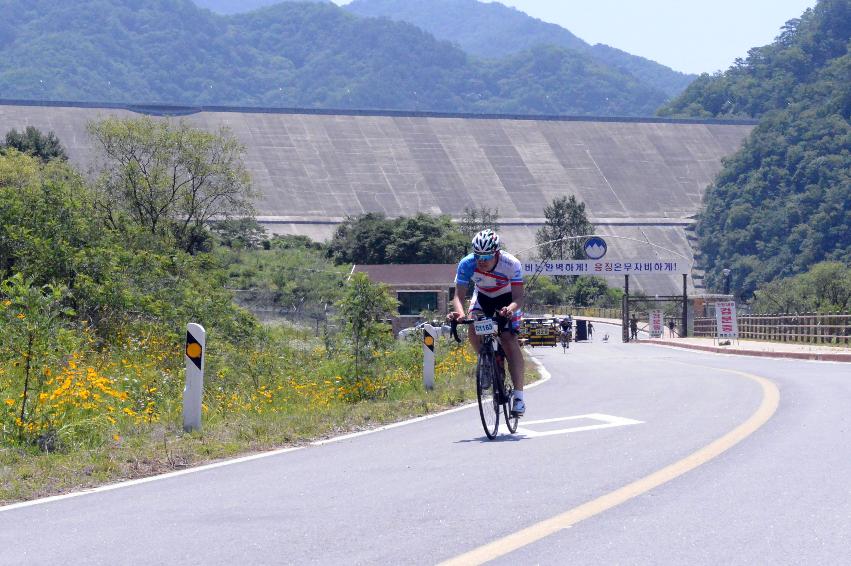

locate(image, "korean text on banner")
(522, 260), (689, 276)
(714, 301), (738, 339)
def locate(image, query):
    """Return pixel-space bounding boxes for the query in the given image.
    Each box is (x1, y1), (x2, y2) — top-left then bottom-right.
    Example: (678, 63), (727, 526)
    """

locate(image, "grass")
(0, 334), (539, 505)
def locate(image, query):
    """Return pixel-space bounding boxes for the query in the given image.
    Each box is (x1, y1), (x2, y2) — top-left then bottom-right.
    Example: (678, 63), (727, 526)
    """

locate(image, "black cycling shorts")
(469, 291), (521, 333)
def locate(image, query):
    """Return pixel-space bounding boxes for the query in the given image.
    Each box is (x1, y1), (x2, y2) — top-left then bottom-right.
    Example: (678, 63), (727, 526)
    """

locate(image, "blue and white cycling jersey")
(454, 251), (524, 298)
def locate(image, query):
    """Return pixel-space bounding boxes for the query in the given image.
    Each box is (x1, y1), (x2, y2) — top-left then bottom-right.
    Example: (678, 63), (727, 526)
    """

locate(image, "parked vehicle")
(519, 316), (560, 347)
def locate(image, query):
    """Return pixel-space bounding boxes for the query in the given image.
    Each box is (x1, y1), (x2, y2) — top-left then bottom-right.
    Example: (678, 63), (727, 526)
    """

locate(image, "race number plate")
(474, 319), (497, 336)
(535, 328), (550, 336)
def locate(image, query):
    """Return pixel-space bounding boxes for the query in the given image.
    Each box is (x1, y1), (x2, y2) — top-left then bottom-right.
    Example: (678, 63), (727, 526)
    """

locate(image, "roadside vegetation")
(0, 122), (488, 504)
(751, 261), (851, 314)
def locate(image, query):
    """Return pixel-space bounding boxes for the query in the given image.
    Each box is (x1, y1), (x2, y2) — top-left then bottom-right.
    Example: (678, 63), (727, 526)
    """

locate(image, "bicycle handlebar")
(449, 313), (511, 343)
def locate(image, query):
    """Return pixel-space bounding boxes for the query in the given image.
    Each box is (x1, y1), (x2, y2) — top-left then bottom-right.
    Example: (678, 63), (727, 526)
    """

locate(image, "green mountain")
(194, 0), (325, 14)
(344, 0), (695, 97)
(659, 0), (851, 297)
(0, 0), (669, 116)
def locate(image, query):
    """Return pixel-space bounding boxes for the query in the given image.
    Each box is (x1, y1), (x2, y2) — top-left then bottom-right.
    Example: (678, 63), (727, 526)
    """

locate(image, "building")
(352, 264), (457, 334)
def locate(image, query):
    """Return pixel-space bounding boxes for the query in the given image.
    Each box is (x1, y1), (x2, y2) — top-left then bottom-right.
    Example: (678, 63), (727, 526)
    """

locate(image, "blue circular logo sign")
(584, 237), (607, 260)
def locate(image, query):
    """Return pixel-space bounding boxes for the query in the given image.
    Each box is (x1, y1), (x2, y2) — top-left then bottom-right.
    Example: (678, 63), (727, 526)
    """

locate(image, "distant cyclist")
(447, 229), (526, 416)
(559, 316), (572, 345)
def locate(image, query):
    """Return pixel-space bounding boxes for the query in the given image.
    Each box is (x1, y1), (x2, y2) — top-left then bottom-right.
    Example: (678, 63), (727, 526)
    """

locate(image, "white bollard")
(183, 323), (206, 432)
(423, 324), (437, 390)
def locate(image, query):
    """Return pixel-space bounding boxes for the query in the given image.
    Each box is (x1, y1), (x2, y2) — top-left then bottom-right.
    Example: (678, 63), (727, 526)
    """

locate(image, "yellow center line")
(439, 365), (780, 565)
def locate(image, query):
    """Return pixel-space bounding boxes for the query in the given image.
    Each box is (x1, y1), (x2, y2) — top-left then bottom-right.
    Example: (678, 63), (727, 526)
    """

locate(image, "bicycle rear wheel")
(476, 350), (499, 439)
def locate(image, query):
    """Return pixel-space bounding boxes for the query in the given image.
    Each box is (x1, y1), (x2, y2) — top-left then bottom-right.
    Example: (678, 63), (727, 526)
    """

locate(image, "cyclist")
(559, 316), (572, 344)
(448, 229), (526, 416)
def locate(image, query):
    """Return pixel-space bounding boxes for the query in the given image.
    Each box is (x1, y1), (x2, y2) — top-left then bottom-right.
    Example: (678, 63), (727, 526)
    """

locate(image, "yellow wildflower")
(4, 399), (14, 407)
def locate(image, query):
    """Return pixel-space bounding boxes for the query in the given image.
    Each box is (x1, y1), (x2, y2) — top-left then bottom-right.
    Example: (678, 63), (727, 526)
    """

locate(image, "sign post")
(183, 323), (206, 432)
(422, 324), (436, 390)
(715, 301), (738, 342)
(649, 310), (664, 338)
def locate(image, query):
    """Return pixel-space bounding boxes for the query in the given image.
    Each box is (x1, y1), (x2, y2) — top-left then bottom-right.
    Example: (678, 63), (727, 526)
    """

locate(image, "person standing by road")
(629, 314), (638, 340)
(588, 321), (594, 338)
(668, 318), (676, 338)
(447, 229), (527, 416)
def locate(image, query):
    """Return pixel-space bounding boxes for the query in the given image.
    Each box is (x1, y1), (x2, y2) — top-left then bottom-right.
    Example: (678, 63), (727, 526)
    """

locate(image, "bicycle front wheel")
(476, 350), (500, 439)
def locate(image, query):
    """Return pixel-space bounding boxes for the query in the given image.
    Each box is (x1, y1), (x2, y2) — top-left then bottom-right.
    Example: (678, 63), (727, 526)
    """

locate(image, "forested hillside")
(659, 0), (850, 297)
(194, 0), (317, 14)
(0, 0), (668, 116)
(345, 0), (695, 98)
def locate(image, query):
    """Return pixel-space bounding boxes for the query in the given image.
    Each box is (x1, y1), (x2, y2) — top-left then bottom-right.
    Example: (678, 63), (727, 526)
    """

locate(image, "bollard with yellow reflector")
(183, 323), (206, 432)
(423, 324), (437, 390)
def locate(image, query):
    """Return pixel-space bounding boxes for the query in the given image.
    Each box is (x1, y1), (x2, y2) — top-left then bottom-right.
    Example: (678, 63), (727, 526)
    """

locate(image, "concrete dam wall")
(0, 101), (756, 294)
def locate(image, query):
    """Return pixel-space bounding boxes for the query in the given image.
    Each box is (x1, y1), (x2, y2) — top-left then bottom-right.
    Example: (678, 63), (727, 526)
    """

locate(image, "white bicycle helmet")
(471, 229), (500, 255)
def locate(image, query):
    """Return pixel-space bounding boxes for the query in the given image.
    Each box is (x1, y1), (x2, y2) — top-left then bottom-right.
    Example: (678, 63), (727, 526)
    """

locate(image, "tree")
(336, 272), (398, 383)
(806, 262), (851, 312)
(571, 276), (613, 306)
(459, 205), (500, 240)
(327, 213), (395, 264)
(3, 127), (67, 162)
(534, 195), (594, 260)
(87, 117), (255, 253)
(386, 214), (467, 263)
(210, 218), (269, 250)
(753, 261), (851, 313)
(327, 212), (468, 264)
(0, 150), (98, 285)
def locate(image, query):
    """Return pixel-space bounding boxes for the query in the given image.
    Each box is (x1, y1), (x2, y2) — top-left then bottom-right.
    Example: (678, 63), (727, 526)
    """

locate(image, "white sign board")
(522, 260), (689, 276)
(715, 301), (738, 339)
(649, 310), (664, 338)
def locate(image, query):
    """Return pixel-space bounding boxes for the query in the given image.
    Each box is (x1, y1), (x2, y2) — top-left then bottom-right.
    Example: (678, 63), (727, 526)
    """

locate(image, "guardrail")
(526, 305), (621, 319)
(694, 312), (851, 345)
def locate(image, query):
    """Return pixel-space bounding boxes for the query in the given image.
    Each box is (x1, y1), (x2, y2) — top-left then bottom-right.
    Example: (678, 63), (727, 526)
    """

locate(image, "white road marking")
(515, 413), (643, 438)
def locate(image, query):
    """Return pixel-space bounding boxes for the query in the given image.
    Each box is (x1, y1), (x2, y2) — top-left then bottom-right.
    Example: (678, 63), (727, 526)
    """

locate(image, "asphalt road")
(2, 334), (849, 565)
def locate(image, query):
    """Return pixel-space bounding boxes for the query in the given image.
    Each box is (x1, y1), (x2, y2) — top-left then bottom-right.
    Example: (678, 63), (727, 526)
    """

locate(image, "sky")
(337, 0), (818, 75)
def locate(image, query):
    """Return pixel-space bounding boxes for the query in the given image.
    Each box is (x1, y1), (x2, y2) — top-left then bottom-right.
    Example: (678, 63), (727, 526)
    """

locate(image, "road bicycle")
(451, 314), (518, 439)
(559, 329), (570, 353)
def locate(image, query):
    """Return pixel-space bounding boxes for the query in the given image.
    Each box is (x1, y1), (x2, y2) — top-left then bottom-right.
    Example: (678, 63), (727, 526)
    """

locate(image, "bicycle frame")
(479, 332), (509, 403)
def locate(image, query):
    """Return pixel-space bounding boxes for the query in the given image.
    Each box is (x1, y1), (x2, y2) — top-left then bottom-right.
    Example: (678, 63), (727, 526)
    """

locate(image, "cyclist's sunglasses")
(474, 252), (495, 261)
